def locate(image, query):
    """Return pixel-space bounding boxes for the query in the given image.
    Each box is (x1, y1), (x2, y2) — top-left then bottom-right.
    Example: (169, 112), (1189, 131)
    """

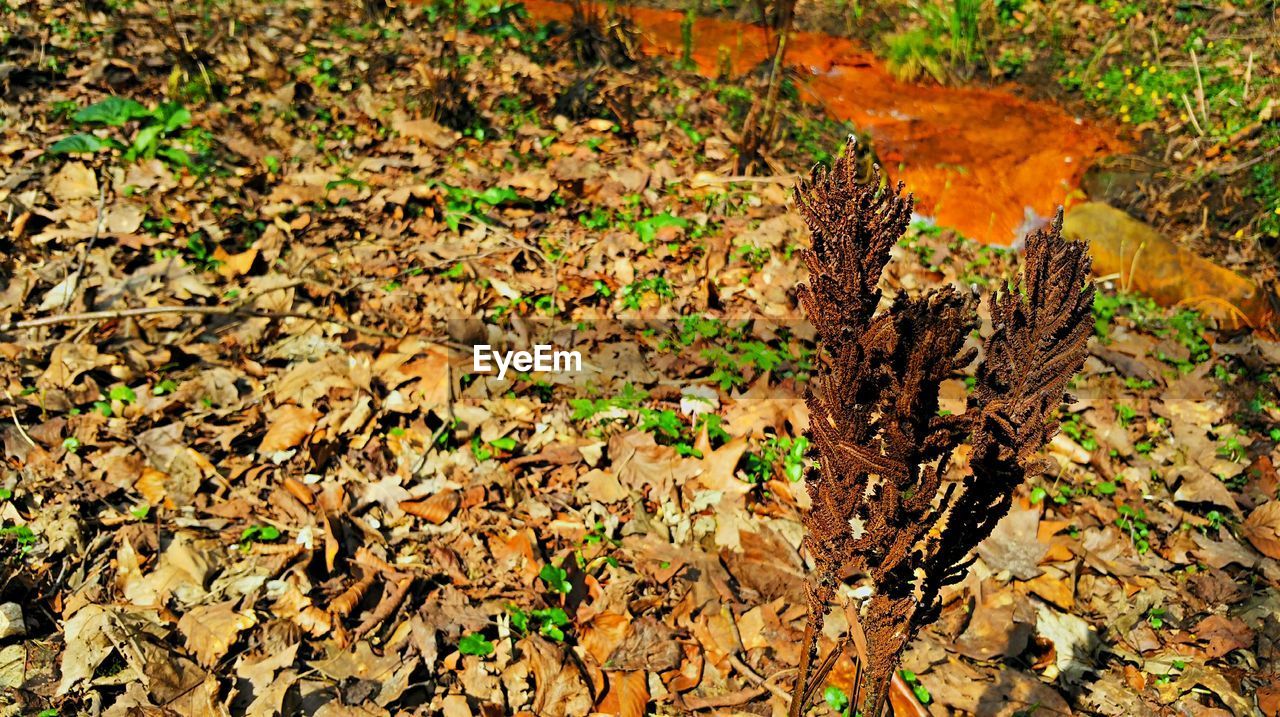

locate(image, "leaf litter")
(0, 0), (1278, 715)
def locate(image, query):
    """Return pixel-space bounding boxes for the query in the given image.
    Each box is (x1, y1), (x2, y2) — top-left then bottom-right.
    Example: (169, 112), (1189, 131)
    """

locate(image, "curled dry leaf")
(282, 476), (316, 507)
(401, 490), (460, 525)
(329, 570), (378, 619)
(1242, 501), (1280, 560)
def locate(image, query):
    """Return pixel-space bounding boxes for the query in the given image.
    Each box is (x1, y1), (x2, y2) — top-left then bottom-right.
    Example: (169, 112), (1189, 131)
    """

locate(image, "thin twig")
(1243, 50), (1253, 100)
(729, 654), (793, 704)
(1191, 49), (1208, 127)
(1181, 93), (1205, 136)
(0, 304), (401, 338)
(350, 574), (413, 642)
(799, 636), (849, 708)
(3, 390), (36, 449)
(683, 685), (768, 710)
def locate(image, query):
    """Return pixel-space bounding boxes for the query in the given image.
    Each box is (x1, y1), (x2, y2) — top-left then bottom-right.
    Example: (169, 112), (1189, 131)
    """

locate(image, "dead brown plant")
(789, 138), (1095, 716)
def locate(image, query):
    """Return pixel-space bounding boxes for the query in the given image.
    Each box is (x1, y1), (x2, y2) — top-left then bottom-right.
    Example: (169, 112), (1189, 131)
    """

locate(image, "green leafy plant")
(0, 524), (38, 558)
(50, 97), (199, 168)
(619, 277), (674, 310)
(539, 562), (571, 594)
(569, 384), (649, 421)
(742, 435), (810, 484)
(1146, 606), (1166, 629)
(470, 434), (518, 462)
(635, 212), (687, 244)
(1060, 412), (1097, 451)
(458, 632), (495, 656)
(240, 524), (281, 547)
(109, 385), (137, 404)
(507, 605), (571, 642)
(899, 670), (932, 705)
(437, 183), (522, 231)
(882, 0), (986, 83)
(1116, 505), (1151, 554)
(823, 686), (850, 715)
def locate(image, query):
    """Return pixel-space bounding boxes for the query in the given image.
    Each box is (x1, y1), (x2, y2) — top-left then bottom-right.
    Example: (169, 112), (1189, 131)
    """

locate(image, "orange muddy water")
(522, 0), (1128, 246)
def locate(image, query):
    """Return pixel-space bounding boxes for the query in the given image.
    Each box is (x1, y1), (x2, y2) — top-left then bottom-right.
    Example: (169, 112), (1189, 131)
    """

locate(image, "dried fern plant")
(789, 138), (1094, 717)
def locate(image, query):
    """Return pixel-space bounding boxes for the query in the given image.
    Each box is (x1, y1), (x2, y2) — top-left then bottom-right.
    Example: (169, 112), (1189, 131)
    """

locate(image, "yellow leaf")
(213, 246), (259, 278)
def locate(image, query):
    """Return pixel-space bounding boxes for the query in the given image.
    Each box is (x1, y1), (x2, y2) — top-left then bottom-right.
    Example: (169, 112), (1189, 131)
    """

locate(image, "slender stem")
(788, 611), (822, 717)
(761, 27), (790, 141)
(848, 649), (863, 716)
(800, 636), (848, 708)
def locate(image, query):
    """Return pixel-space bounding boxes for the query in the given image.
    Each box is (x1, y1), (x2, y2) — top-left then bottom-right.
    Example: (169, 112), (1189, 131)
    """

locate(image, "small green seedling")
(458, 632), (494, 656)
(539, 563), (571, 594)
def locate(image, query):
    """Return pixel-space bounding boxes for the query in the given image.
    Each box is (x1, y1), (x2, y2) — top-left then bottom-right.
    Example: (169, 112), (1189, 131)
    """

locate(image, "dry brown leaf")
(40, 343), (116, 390)
(393, 116), (456, 149)
(525, 635), (593, 717)
(49, 161), (98, 204)
(1180, 614), (1254, 659)
(282, 476), (316, 506)
(213, 246), (260, 278)
(134, 466), (171, 508)
(178, 602), (257, 668)
(580, 612), (631, 665)
(259, 405), (322, 455)
(595, 670), (648, 717)
(1243, 501), (1280, 560)
(400, 490), (459, 525)
(605, 616), (681, 672)
(689, 429), (750, 496)
(104, 203), (144, 234)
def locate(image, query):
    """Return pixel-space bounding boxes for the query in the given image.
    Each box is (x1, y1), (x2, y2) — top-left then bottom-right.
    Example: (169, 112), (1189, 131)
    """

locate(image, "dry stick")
(683, 686), (769, 710)
(1181, 93), (1205, 136)
(848, 649), (864, 716)
(0, 304), (401, 338)
(788, 602), (826, 717)
(3, 390), (36, 449)
(729, 654), (793, 704)
(351, 575), (413, 642)
(799, 636), (849, 708)
(1191, 48), (1208, 128)
(1244, 50), (1254, 100)
(761, 30), (790, 141)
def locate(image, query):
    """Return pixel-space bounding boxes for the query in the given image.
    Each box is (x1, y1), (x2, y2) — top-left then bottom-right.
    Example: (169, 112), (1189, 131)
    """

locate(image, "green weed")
(50, 97), (206, 171)
(1116, 505), (1152, 554)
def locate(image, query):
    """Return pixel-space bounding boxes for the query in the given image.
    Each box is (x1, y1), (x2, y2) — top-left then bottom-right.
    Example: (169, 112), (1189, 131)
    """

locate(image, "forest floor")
(1, 1), (1280, 716)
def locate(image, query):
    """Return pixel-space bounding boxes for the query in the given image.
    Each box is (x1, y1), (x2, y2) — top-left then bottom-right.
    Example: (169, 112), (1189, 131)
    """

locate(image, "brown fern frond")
(789, 146), (1093, 717)
(921, 213), (1094, 611)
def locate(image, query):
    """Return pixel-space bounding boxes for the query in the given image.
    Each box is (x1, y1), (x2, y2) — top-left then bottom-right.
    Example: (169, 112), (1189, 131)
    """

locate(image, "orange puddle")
(524, 0), (1128, 245)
